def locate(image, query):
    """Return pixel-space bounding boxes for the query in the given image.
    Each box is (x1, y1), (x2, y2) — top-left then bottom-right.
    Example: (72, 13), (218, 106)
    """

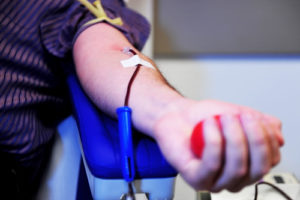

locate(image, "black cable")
(254, 181), (293, 200)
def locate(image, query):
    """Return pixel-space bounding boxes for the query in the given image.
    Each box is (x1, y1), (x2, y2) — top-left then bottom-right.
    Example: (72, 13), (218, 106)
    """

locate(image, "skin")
(73, 23), (284, 192)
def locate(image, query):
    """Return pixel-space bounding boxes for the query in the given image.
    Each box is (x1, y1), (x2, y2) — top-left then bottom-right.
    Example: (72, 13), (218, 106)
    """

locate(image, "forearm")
(73, 23), (284, 192)
(73, 23), (185, 136)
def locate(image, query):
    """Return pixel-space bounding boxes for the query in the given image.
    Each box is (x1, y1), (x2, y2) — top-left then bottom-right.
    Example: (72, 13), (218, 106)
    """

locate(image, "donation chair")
(65, 74), (177, 200)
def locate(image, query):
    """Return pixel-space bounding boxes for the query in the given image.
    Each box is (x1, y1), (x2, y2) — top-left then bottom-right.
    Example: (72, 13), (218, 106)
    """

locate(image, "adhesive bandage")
(120, 47), (155, 69)
(120, 55), (155, 69)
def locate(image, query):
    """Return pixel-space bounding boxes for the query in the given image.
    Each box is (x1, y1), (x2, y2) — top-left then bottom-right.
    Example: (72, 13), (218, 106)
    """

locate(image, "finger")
(211, 115), (248, 192)
(261, 118), (281, 166)
(229, 116), (279, 192)
(240, 113), (273, 183)
(186, 117), (223, 190)
(263, 114), (284, 146)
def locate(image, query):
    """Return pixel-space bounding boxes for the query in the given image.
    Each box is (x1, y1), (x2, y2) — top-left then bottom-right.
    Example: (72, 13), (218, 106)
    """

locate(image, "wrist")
(145, 92), (195, 139)
(131, 85), (191, 136)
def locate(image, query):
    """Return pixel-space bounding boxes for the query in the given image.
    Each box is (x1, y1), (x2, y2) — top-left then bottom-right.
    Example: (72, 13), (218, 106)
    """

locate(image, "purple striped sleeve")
(40, 0), (150, 58)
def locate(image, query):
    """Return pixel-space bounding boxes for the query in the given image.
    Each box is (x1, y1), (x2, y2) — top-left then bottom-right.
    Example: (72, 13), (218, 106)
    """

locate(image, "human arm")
(73, 23), (181, 135)
(73, 23), (284, 192)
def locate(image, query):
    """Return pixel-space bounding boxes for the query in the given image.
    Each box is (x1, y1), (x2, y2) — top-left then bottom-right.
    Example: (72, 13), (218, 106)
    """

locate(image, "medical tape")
(120, 55), (155, 70)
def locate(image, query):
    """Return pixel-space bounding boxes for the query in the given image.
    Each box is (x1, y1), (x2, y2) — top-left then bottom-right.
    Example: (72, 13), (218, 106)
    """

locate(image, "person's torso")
(0, 0), (70, 162)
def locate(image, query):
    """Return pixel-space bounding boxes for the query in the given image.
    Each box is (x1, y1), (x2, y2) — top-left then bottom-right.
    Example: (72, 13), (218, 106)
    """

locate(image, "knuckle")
(228, 155), (248, 178)
(206, 159), (221, 173)
(209, 135), (222, 147)
(235, 166), (248, 178)
(232, 139), (246, 154)
(206, 139), (222, 161)
(252, 134), (266, 147)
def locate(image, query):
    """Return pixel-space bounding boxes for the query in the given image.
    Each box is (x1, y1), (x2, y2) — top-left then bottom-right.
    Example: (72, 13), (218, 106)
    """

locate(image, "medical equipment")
(118, 48), (153, 199)
(210, 172), (298, 200)
(67, 73), (177, 200)
(117, 106), (135, 199)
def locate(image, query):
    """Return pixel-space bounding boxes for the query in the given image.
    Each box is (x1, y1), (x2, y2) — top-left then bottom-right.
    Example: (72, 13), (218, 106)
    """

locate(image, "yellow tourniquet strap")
(77, 0), (123, 26)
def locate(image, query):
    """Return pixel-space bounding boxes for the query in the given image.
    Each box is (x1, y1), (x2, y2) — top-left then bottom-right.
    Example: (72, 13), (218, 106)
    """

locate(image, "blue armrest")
(67, 75), (177, 179)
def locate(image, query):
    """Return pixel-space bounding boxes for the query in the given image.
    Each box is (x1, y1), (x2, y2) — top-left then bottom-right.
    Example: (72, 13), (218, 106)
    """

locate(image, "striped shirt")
(0, 0), (149, 164)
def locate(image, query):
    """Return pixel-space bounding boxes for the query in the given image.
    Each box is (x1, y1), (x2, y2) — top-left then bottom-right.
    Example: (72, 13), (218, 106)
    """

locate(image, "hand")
(153, 99), (284, 192)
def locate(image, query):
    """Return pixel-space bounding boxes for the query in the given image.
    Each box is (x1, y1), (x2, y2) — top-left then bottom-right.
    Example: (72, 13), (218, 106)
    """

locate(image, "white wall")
(157, 57), (300, 198)
(154, 0), (300, 55)
(126, 0), (154, 58)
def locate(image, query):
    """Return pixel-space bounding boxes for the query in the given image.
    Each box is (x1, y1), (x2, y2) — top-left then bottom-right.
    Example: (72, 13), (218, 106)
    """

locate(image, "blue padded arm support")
(66, 75), (177, 179)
